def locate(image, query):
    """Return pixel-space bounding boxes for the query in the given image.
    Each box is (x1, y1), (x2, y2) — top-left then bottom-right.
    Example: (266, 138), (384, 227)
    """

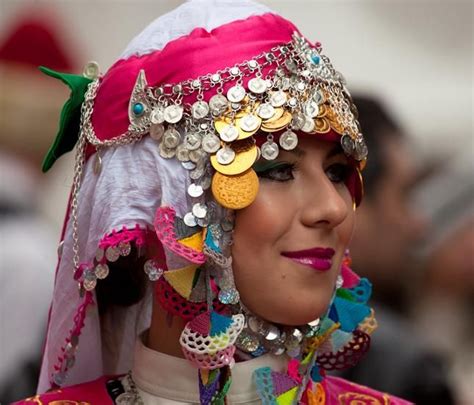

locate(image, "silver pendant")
(159, 142), (176, 159)
(227, 85), (246, 102)
(287, 97), (298, 108)
(340, 134), (355, 155)
(182, 161), (197, 170)
(269, 91), (287, 107)
(105, 246), (120, 262)
(304, 100), (319, 118)
(82, 61), (100, 79)
(162, 128), (181, 149)
(190, 165), (205, 180)
(197, 217), (210, 227)
(191, 100), (210, 119)
(149, 123), (165, 141)
(354, 138), (368, 160)
(216, 146), (236, 165)
(202, 133), (221, 154)
(236, 332), (260, 352)
(188, 183), (204, 198)
(192, 203), (207, 219)
(291, 111), (305, 130)
(313, 90), (324, 104)
(248, 77), (267, 94)
(296, 81), (306, 92)
(265, 325), (280, 341)
(239, 114), (260, 132)
(257, 103), (275, 120)
(184, 133), (201, 150)
(83, 271), (97, 291)
(163, 104), (184, 124)
(279, 129), (298, 151)
(150, 106), (165, 124)
(209, 94), (229, 114)
(118, 241), (131, 256)
(183, 212), (198, 227)
(189, 149), (204, 163)
(95, 247), (104, 262)
(175, 144), (190, 162)
(301, 116), (315, 133)
(144, 259), (164, 281)
(261, 140), (279, 160)
(219, 124), (239, 142)
(94, 263), (109, 280)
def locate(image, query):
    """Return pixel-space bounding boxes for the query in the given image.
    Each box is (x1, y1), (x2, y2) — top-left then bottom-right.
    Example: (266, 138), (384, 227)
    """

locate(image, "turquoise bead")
(133, 102), (144, 116)
(311, 54), (320, 65)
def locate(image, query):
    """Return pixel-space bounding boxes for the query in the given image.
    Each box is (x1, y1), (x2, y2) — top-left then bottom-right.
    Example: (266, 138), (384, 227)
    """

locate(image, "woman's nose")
(300, 174), (350, 229)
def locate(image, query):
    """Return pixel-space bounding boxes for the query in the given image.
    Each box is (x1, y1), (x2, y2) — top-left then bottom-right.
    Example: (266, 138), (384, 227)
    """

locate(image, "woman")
(16, 0), (411, 403)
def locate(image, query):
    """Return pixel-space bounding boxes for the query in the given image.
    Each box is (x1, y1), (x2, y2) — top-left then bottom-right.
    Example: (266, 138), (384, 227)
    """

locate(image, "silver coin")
(308, 318), (320, 328)
(313, 90), (324, 104)
(163, 104), (184, 124)
(189, 149), (204, 163)
(183, 212), (198, 227)
(82, 61), (100, 79)
(287, 97), (298, 108)
(199, 175), (212, 190)
(296, 81), (306, 92)
(182, 161), (197, 170)
(191, 100), (209, 119)
(247, 60), (258, 69)
(159, 142), (176, 159)
(94, 263), (109, 280)
(83, 271), (97, 291)
(354, 138), (368, 160)
(219, 124), (239, 142)
(265, 325), (280, 341)
(227, 85), (246, 103)
(301, 116), (315, 133)
(52, 372), (66, 387)
(209, 94), (229, 114)
(272, 347), (286, 356)
(149, 123), (165, 141)
(163, 128), (181, 149)
(248, 77), (267, 94)
(340, 134), (355, 154)
(257, 103), (275, 120)
(216, 147), (235, 165)
(279, 129), (298, 151)
(176, 144), (190, 162)
(184, 133), (201, 150)
(269, 91), (287, 107)
(95, 247), (104, 262)
(291, 111), (305, 130)
(190, 166), (205, 180)
(118, 241), (131, 256)
(147, 267), (163, 281)
(239, 114), (260, 132)
(261, 141), (279, 160)
(280, 77), (291, 90)
(105, 246), (120, 262)
(202, 133), (221, 154)
(304, 100), (319, 118)
(188, 183), (204, 198)
(197, 217), (210, 227)
(192, 203), (207, 219)
(236, 332), (260, 352)
(150, 106), (165, 124)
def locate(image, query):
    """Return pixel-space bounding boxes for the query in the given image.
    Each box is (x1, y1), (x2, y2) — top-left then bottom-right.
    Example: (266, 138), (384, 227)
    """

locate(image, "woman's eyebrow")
(287, 146), (305, 157)
(327, 144), (344, 158)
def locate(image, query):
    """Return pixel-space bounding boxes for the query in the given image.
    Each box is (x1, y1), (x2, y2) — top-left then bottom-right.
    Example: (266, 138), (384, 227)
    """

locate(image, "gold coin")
(212, 169), (259, 210)
(210, 139), (258, 176)
(261, 111), (292, 132)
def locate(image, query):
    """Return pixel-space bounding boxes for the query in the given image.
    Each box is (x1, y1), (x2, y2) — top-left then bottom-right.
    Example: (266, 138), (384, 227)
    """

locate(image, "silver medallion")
(313, 90), (324, 104)
(287, 97), (298, 108)
(237, 332), (260, 352)
(162, 128), (181, 149)
(261, 140), (279, 160)
(95, 247), (104, 262)
(163, 104), (183, 124)
(202, 133), (221, 154)
(301, 116), (315, 133)
(291, 111), (305, 130)
(219, 124), (239, 142)
(118, 241), (131, 256)
(190, 165), (205, 180)
(94, 263), (109, 280)
(159, 142), (176, 159)
(188, 183), (204, 198)
(227, 85), (246, 103)
(340, 134), (355, 155)
(189, 149), (204, 163)
(149, 123), (165, 141)
(175, 144), (190, 162)
(248, 316), (264, 333)
(199, 175), (212, 190)
(82, 61), (100, 79)
(150, 106), (165, 124)
(304, 100), (319, 118)
(239, 114), (260, 132)
(105, 246), (120, 262)
(209, 94), (229, 114)
(184, 132), (202, 150)
(296, 81), (306, 92)
(269, 91), (287, 107)
(248, 77), (267, 94)
(354, 138), (368, 160)
(265, 325), (280, 341)
(183, 212), (198, 227)
(279, 129), (298, 151)
(182, 161), (197, 170)
(216, 146), (236, 165)
(257, 103), (275, 120)
(197, 217), (210, 227)
(83, 271), (97, 291)
(144, 259), (164, 281)
(192, 203), (207, 219)
(191, 100), (210, 119)
(211, 73), (221, 83)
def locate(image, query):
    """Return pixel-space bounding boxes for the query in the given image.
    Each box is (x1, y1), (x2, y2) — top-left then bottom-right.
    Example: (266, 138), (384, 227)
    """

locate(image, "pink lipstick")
(281, 247), (335, 272)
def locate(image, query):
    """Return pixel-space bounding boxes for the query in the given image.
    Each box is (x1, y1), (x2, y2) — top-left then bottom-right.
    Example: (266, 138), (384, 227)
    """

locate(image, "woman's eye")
(326, 163), (350, 183)
(255, 163), (295, 182)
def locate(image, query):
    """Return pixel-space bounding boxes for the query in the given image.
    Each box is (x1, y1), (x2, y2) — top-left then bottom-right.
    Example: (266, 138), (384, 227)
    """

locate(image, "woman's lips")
(281, 247), (335, 272)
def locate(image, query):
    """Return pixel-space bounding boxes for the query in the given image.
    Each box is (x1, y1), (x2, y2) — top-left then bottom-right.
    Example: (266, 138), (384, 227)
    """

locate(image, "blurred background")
(0, 0), (472, 404)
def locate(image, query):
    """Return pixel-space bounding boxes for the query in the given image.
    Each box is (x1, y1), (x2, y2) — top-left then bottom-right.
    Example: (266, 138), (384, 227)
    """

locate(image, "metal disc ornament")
(219, 124), (239, 142)
(257, 103), (275, 120)
(188, 183), (204, 198)
(261, 140), (279, 160)
(341, 134), (355, 155)
(269, 90), (287, 107)
(192, 203), (207, 219)
(209, 94), (229, 114)
(163, 104), (184, 124)
(239, 114), (261, 132)
(163, 128), (181, 149)
(202, 133), (221, 154)
(279, 129), (298, 151)
(184, 133), (201, 150)
(183, 212), (198, 227)
(94, 263), (109, 280)
(248, 77), (267, 94)
(159, 142), (176, 159)
(211, 169), (259, 210)
(191, 100), (210, 119)
(227, 85), (246, 102)
(215, 146), (236, 166)
(150, 123), (165, 141)
(304, 100), (320, 118)
(301, 116), (316, 133)
(150, 106), (165, 124)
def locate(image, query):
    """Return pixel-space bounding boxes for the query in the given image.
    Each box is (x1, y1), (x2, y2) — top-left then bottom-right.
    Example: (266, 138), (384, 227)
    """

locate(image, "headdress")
(39, 1), (373, 402)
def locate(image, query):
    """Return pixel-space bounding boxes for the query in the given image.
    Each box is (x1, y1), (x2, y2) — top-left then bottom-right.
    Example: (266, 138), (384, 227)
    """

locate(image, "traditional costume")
(15, 0), (411, 403)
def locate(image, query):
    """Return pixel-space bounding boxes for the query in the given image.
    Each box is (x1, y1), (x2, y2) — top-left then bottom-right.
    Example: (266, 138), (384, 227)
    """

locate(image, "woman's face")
(232, 136), (355, 325)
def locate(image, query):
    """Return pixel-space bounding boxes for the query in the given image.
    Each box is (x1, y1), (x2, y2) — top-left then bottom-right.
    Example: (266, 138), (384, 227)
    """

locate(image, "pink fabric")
(13, 375), (116, 404)
(91, 13), (298, 143)
(341, 263), (361, 289)
(322, 375), (413, 404)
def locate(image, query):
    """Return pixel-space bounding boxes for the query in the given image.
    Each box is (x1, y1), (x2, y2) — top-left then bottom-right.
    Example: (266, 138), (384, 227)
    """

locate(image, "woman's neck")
(147, 299), (187, 358)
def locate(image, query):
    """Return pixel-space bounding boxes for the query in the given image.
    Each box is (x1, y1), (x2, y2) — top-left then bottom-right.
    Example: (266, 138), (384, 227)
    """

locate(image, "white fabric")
(132, 334), (288, 404)
(120, 0), (271, 59)
(38, 0), (274, 394)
